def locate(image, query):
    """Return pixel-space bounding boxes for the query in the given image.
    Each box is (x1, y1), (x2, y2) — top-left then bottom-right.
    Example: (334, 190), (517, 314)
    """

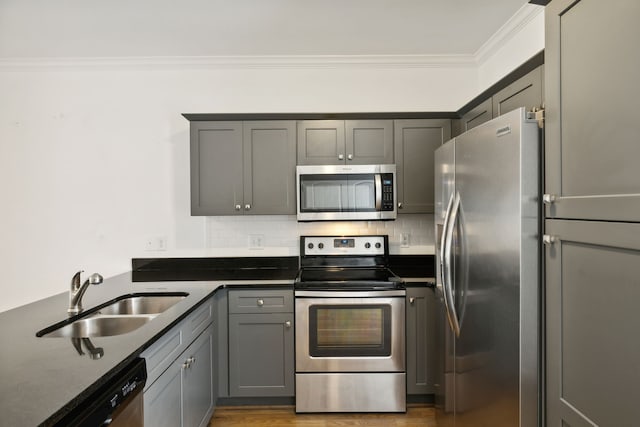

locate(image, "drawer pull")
(257, 299), (264, 307)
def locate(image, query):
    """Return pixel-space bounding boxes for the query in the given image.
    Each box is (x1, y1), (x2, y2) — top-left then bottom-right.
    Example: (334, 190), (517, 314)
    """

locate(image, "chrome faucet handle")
(71, 270), (84, 291)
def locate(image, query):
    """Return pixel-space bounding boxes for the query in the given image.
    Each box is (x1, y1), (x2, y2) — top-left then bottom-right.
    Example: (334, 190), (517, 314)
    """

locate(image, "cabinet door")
(228, 313), (294, 397)
(144, 356), (183, 427)
(545, 219), (640, 426)
(345, 120), (394, 164)
(243, 121), (297, 215)
(183, 325), (215, 427)
(460, 98), (492, 132)
(394, 119), (451, 214)
(190, 122), (243, 215)
(297, 120), (346, 165)
(545, 0), (640, 222)
(492, 66), (543, 118)
(406, 287), (436, 395)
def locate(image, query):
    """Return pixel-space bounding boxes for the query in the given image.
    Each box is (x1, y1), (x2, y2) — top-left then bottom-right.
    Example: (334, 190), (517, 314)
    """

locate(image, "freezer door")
(434, 140), (456, 427)
(452, 107), (539, 427)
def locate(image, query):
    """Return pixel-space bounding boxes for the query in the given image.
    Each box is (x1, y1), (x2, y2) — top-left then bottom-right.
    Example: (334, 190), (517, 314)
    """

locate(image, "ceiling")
(0, 0), (531, 58)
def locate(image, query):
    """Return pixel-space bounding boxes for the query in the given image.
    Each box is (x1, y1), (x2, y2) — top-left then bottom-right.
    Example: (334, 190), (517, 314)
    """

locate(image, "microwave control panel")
(381, 173), (395, 211)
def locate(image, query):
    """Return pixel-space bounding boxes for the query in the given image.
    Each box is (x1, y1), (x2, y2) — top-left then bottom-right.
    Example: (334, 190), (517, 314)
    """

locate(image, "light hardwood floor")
(209, 404), (436, 426)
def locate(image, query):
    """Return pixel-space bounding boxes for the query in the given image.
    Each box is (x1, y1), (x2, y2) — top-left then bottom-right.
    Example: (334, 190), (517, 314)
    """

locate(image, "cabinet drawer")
(228, 289), (293, 314)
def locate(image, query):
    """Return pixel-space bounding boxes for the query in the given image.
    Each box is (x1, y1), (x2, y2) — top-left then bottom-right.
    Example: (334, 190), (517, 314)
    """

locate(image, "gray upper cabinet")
(190, 122), (243, 216)
(242, 121), (297, 215)
(394, 119), (451, 213)
(460, 97), (492, 133)
(545, 220), (640, 426)
(492, 66), (543, 118)
(545, 0), (640, 222)
(190, 121), (296, 215)
(297, 120), (393, 165)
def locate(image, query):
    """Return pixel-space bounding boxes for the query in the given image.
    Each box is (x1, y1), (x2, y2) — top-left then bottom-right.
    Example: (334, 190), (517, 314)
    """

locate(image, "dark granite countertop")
(0, 272), (225, 427)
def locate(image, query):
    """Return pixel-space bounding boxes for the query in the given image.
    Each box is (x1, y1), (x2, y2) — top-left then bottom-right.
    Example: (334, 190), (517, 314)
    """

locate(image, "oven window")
(309, 304), (392, 357)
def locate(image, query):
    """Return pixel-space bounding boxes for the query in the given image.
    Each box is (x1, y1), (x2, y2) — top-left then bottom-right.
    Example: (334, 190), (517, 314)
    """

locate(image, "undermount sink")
(97, 295), (187, 315)
(36, 292), (189, 338)
(40, 315), (155, 338)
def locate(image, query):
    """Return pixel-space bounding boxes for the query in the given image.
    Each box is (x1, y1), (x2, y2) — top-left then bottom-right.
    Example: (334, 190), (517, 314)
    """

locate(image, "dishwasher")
(54, 358), (147, 426)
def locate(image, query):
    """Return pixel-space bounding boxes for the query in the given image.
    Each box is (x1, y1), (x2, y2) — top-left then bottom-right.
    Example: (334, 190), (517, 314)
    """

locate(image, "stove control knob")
(307, 243), (314, 249)
(375, 242), (382, 249)
(318, 243), (324, 249)
(365, 242), (371, 249)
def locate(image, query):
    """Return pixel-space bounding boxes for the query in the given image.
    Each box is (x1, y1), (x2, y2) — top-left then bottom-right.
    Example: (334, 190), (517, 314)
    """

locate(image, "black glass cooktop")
(295, 267), (404, 290)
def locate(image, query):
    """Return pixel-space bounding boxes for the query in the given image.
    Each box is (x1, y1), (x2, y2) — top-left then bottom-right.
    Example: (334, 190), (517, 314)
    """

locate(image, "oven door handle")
(374, 173), (382, 211)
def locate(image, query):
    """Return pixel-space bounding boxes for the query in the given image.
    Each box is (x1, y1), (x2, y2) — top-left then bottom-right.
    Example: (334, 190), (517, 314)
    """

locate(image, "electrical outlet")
(145, 236), (167, 251)
(249, 234), (265, 250)
(400, 233), (410, 248)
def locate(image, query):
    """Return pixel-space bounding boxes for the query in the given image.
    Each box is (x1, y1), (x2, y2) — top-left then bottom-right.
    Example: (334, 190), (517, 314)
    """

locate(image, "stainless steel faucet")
(68, 270), (104, 315)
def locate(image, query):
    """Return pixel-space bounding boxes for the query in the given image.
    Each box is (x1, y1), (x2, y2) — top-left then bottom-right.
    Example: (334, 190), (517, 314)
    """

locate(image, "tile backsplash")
(205, 214), (434, 256)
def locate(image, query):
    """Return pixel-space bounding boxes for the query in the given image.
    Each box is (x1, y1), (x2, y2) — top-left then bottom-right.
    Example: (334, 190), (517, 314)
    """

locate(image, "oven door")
(295, 293), (405, 372)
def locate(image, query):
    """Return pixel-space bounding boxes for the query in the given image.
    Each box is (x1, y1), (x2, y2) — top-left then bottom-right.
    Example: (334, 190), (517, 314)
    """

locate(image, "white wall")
(0, 62), (470, 312)
(0, 4), (545, 313)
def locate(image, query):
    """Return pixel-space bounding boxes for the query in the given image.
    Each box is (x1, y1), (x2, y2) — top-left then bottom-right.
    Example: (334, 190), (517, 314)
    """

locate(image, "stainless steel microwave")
(296, 164), (397, 221)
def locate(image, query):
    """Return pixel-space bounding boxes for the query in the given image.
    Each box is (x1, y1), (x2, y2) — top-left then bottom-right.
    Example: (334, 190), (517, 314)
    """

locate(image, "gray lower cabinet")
(394, 119), (451, 214)
(406, 286), (436, 395)
(297, 120), (394, 165)
(227, 289), (294, 397)
(545, 0), (640, 222)
(492, 66), (543, 118)
(142, 298), (215, 427)
(144, 323), (215, 427)
(545, 220), (640, 426)
(190, 121), (296, 215)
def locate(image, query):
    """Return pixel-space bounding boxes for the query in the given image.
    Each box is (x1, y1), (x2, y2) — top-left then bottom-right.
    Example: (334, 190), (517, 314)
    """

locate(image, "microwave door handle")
(374, 174), (382, 210)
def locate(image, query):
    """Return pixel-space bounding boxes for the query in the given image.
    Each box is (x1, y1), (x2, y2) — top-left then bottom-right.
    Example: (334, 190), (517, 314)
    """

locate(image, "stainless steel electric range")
(294, 235), (406, 413)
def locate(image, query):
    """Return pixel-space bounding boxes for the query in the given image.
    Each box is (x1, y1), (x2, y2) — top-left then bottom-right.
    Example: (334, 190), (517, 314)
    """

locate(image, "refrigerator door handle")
(440, 193), (455, 333)
(444, 192), (462, 337)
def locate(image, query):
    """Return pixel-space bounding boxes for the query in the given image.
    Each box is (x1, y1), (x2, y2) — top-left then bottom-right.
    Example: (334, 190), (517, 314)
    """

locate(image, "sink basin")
(36, 292), (189, 338)
(39, 315), (155, 338)
(98, 294), (187, 315)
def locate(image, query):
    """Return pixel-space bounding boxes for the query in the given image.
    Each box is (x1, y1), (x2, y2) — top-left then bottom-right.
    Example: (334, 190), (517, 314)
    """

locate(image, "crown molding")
(0, 54), (477, 71)
(474, 3), (544, 64)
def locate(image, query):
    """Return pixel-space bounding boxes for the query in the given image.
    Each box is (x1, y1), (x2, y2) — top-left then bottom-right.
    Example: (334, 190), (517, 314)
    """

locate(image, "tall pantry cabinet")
(544, 1), (640, 425)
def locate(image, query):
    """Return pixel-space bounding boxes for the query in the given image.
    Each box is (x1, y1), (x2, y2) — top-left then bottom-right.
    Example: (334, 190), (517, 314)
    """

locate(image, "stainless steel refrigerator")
(434, 107), (540, 427)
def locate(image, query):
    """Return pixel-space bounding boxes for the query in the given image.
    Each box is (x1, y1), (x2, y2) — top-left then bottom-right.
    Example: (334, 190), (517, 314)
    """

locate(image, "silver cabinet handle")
(347, 154), (353, 160)
(245, 204), (251, 210)
(235, 204), (241, 211)
(543, 234), (559, 245)
(409, 297), (415, 304)
(285, 321), (292, 328)
(543, 194), (557, 204)
(338, 154), (344, 160)
(398, 202), (403, 209)
(183, 356), (195, 369)
(257, 299), (264, 307)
